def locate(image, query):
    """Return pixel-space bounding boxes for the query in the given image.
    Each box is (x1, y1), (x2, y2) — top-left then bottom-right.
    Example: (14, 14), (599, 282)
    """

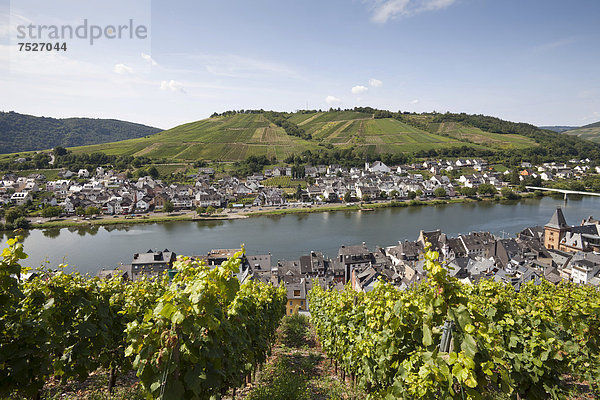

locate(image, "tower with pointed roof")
(544, 207), (569, 250)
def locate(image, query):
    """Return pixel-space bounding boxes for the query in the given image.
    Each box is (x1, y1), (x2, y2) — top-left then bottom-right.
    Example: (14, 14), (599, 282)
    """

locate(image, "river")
(2, 195), (599, 275)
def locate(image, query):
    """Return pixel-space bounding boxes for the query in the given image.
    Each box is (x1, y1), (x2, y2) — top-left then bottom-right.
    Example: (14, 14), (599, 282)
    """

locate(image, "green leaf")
(423, 322), (433, 346)
(461, 334), (477, 358)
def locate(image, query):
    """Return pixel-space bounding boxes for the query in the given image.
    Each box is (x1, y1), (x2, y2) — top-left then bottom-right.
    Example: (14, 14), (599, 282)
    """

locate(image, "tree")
(85, 206), (100, 215)
(362, 194), (370, 202)
(196, 206), (206, 214)
(13, 216), (30, 229)
(163, 201), (174, 214)
(206, 206), (216, 215)
(415, 189), (423, 197)
(460, 187), (478, 197)
(4, 208), (22, 224)
(501, 187), (520, 200)
(390, 190), (399, 199)
(41, 206), (62, 219)
(147, 166), (159, 179)
(53, 146), (68, 156)
(294, 185), (303, 200)
(344, 191), (353, 203)
(75, 206), (85, 216)
(434, 187), (447, 198)
(407, 191), (417, 200)
(477, 183), (497, 196)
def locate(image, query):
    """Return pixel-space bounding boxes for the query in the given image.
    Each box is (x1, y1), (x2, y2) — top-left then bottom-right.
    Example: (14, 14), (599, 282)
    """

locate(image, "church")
(543, 208), (600, 253)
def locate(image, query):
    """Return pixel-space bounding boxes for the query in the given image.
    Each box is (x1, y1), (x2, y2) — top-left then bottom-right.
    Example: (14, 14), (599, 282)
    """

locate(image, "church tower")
(544, 207), (569, 250)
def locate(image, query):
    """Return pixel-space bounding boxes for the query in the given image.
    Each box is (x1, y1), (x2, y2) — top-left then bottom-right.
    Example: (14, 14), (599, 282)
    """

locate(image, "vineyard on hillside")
(0, 238), (286, 399)
(309, 246), (600, 399)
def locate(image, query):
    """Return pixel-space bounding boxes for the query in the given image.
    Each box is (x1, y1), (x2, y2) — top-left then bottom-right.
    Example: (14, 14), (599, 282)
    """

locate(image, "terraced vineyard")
(67, 110), (543, 161)
(563, 121), (600, 143)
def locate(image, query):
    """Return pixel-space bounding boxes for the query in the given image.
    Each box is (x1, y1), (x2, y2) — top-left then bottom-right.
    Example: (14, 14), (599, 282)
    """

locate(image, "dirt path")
(226, 315), (365, 400)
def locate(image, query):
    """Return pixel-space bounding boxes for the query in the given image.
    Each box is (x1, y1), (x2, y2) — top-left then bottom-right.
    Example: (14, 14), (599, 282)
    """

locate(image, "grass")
(3, 370), (146, 400)
(233, 315), (366, 400)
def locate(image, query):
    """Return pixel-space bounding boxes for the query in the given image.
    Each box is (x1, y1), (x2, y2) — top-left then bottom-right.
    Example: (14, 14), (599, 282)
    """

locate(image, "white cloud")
(533, 38), (575, 54)
(369, 78), (383, 88)
(160, 80), (185, 93)
(0, 12), (31, 40)
(192, 53), (297, 79)
(113, 63), (133, 74)
(366, 0), (457, 23)
(352, 85), (369, 95)
(325, 95), (341, 104)
(410, 99), (420, 104)
(141, 52), (158, 66)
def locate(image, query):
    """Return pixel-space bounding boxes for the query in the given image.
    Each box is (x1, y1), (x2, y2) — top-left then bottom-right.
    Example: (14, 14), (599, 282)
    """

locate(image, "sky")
(0, 0), (599, 129)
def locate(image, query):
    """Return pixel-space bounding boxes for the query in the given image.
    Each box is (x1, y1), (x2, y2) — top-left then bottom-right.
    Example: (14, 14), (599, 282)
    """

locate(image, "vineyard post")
(108, 365), (117, 393)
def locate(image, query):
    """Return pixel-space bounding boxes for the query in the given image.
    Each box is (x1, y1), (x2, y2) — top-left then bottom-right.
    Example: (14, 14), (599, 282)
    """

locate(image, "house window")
(293, 290), (300, 297)
(300, 301), (304, 306)
(289, 301), (293, 305)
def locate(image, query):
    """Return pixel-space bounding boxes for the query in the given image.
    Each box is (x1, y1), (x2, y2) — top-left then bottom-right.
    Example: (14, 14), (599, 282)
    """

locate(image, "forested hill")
(0, 111), (162, 154)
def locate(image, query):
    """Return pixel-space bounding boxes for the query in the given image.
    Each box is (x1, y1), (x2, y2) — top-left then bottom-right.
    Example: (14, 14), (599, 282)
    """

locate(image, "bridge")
(525, 186), (600, 201)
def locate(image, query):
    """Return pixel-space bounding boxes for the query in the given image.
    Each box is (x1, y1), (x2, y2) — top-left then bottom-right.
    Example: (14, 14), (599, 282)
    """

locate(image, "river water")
(2, 195), (599, 275)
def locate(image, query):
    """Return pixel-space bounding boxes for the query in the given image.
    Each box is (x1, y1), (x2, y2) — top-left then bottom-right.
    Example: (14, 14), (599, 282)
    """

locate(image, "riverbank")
(23, 191), (550, 231)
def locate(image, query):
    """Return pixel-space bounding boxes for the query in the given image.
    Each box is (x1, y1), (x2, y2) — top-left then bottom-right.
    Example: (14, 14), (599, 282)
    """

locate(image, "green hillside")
(70, 110), (542, 162)
(0, 111), (161, 154)
(564, 121), (600, 143)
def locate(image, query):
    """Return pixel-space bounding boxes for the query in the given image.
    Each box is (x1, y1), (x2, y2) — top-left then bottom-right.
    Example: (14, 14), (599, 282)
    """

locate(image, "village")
(1, 157), (599, 220)
(97, 207), (600, 316)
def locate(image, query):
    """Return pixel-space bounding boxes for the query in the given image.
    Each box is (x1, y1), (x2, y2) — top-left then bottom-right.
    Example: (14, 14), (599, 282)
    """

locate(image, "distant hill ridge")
(539, 126), (578, 133)
(67, 108), (600, 162)
(0, 111), (162, 154)
(563, 120), (600, 144)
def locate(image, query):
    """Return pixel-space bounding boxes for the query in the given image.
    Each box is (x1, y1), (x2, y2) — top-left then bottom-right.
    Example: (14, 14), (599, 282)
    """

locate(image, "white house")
(10, 192), (31, 205)
(366, 161), (391, 174)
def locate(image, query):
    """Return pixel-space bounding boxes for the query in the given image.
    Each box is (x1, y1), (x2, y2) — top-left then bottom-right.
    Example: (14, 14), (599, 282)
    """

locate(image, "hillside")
(0, 111), (162, 154)
(539, 125), (578, 133)
(69, 110), (548, 162)
(564, 121), (600, 143)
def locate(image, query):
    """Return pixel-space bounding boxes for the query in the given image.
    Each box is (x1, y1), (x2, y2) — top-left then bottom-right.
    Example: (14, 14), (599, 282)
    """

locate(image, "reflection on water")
(2, 196), (599, 276)
(42, 228), (61, 239)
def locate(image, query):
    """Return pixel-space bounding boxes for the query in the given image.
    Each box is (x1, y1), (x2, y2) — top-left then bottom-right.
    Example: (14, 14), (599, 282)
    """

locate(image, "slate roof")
(546, 207), (569, 229)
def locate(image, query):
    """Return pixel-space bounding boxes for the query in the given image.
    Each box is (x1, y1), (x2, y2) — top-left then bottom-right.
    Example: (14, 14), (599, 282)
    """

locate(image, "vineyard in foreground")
(310, 247), (600, 399)
(2, 236), (600, 400)
(0, 237), (286, 399)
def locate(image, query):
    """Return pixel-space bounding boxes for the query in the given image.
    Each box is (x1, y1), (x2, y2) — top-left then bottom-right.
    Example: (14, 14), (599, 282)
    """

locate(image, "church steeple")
(545, 207), (568, 230)
(544, 207), (570, 250)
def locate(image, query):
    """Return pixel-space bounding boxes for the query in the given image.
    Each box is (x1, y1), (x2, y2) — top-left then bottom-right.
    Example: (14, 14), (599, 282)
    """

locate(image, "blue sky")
(1, 0), (599, 129)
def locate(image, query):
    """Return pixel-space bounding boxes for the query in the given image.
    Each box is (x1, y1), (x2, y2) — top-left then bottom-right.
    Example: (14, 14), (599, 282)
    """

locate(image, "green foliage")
(279, 314), (311, 348)
(460, 186), (478, 197)
(309, 246), (600, 399)
(41, 205), (63, 219)
(434, 187), (447, 198)
(85, 206), (100, 215)
(4, 207), (23, 223)
(477, 183), (497, 196)
(500, 187), (521, 200)
(125, 252), (287, 399)
(0, 236), (50, 398)
(163, 201), (174, 214)
(0, 240), (286, 399)
(0, 111), (160, 154)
